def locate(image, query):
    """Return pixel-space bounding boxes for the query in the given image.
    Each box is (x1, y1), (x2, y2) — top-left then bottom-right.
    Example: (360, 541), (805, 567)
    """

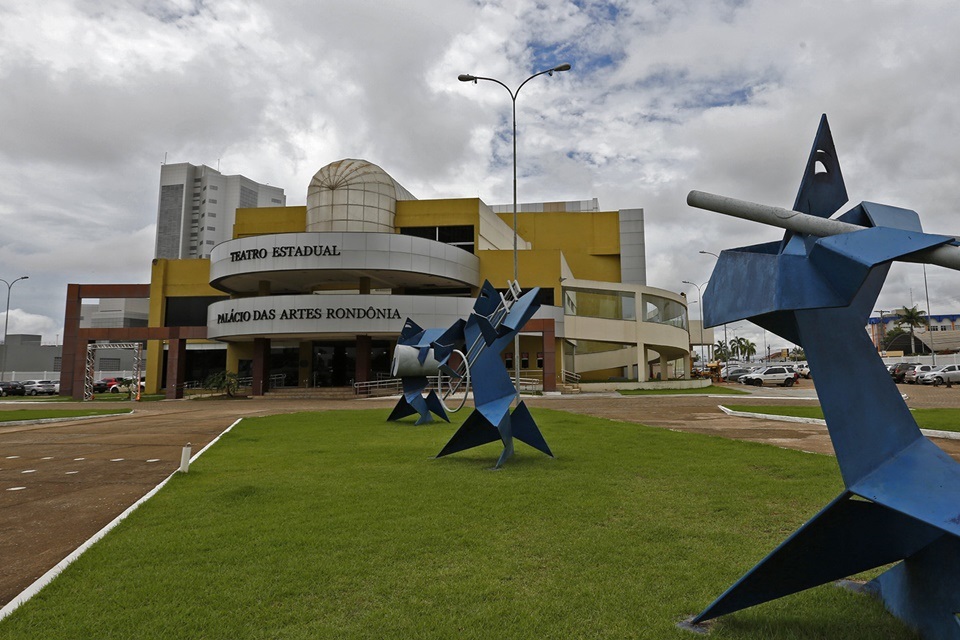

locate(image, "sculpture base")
(870, 534), (960, 639)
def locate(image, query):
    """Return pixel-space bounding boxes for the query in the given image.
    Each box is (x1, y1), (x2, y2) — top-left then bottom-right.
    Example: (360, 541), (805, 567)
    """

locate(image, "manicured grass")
(619, 385), (749, 396)
(0, 409), (914, 639)
(0, 408), (131, 423)
(726, 404), (960, 433)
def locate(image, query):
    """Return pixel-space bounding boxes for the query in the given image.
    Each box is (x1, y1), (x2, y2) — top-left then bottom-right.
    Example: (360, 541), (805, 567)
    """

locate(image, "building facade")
(156, 163), (286, 259)
(62, 159), (692, 398)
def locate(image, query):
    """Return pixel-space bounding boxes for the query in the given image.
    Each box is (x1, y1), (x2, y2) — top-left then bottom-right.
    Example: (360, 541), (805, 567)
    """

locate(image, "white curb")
(0, 417), (245, 622)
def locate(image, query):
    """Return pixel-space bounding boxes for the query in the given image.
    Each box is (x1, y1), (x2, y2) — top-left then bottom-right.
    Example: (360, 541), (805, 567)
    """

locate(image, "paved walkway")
(1, 381), (959, 608)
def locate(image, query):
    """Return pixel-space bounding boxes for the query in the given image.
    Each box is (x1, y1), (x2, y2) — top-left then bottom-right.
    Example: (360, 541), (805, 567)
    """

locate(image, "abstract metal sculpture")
(687, 115), (960, 639)
(386, 317), (465, 425)
(388, 280), (553, 467)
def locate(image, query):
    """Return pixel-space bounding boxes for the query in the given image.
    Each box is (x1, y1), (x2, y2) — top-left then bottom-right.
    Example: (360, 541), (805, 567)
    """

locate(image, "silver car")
(904, 364), (935, 384)
(919, 364), (960, 386)
(20, 380), (57, 396)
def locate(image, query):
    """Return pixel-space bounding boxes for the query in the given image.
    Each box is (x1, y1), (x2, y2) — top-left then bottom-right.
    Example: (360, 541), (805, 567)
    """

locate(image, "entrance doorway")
(311, 340), (392, 387)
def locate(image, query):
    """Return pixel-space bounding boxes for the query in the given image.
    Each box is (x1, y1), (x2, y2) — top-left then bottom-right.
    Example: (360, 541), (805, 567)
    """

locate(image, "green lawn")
(618, 385), (749, 396)
(0, 409), (914, 639)
(726, 404), (960, 433)
(0, 408), (131, 423)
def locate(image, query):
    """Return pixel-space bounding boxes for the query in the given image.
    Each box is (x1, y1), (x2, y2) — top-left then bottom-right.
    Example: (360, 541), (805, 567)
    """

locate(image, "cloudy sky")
(1, 0), (959, 355)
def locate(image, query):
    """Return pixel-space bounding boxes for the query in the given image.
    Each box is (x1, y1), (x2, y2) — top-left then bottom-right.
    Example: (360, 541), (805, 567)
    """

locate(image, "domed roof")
(306, 159), (414, 233)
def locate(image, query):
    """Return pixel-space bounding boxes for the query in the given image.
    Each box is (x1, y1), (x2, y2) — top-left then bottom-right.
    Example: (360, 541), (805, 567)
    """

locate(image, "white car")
(739, 366), (798, 387)
(919, 364), (960, 386)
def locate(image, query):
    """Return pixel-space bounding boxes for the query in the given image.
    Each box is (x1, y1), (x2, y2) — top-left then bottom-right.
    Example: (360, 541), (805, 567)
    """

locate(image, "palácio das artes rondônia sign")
(229, 244), (341, 262)
(216, 305), (401, 324)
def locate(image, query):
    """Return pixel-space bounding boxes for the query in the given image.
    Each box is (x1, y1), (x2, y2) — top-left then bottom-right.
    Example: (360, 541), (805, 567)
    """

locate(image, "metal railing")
(561, 369), (581, 385)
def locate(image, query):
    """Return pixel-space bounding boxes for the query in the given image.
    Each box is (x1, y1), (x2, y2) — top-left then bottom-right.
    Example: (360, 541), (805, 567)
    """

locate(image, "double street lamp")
(459, 62), (571, 397)
(1, 276), (29, 382)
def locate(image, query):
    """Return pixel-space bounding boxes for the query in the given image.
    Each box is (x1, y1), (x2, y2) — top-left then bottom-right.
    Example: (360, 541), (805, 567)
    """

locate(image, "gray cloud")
(1, 0), (959, 357)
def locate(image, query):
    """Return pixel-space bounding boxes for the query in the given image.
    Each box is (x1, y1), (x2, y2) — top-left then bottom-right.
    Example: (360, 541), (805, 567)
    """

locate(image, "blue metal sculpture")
(386, 318), (464, 425)
(686, 115), (960, 639)
(389, 280), (553, 467)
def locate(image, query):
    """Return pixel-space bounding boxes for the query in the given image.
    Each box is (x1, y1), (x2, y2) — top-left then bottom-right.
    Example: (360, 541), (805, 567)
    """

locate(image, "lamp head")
(552, 63), (572, 72)
(458, 74), (477, 83)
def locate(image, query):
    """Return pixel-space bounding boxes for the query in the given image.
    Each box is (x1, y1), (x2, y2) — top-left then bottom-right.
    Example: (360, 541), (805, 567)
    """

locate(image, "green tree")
(883, 326), (907, 351)
(204, 371), (240, 397)
(714, 340), (730, 361)
(896, 305), (928, 355)
(790, 346), (806, 361)
(737, 337), (757, 362)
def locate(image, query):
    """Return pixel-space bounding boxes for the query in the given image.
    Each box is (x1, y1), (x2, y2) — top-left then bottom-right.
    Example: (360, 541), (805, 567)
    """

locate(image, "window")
(271, 198), (281, 204)
(53, 357), (62, 372)
(210, 185), (218, 190)
(563, 287), (636, 321)
(537, 352), (543, 368)
(399, 225), (475, 254)
(206, 226), (215, 231)
(208, 212), (216, 217)
(100, 358), (121, 371)
(521, 352), (529, 369)
(504, 352), (514, 369)
(209, 199), (217, 204)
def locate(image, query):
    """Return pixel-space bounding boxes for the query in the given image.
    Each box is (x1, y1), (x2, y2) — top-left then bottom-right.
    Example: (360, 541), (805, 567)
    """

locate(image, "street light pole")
(682, 280), (707, 366)
(459, 62), (571, 398)
(699, 250), (729, 367)
(1, 276), (29, 382)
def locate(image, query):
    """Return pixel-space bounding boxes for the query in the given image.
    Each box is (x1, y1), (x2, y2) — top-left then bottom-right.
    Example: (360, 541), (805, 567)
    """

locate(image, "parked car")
(0, 381), (26, 396)
(93, 377), (122, 393)
(919, 364), (960, 386)
(903, 364), (935, 384)
(20, 380), (57, 396)
(721, 366), (753, 382)
(108, 377), (144, 393)
(739, 365), (797, 387)
(795, 363), (811, 378)
(890, 362), (920, 383)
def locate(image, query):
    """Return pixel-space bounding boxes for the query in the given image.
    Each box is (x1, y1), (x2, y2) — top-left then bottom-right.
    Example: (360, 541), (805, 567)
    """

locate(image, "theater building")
(61, 159), (692, 399)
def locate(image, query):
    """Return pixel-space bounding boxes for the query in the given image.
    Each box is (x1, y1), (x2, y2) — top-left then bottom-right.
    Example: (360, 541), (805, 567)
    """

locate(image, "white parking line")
(110, 458), (124, 462)
(146, 459), (160, 463)
(6, 487), (26, 491)
(21, 470), (36, 474)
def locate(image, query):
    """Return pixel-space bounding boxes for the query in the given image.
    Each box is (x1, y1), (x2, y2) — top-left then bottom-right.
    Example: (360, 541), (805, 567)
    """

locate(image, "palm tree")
(896, 305), (928, 355)
(790, 346), (806, 361)
(738, 338), (757, 362)
(714, 340), (730, 362)
(729, 338), (740, 361)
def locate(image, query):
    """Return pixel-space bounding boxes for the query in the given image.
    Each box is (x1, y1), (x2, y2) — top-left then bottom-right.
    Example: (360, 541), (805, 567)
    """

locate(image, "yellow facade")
(145, 258), (227, 394)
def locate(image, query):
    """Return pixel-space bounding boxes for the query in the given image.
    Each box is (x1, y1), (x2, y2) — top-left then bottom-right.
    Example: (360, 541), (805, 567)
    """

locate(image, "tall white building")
(155, 163), (286, 259)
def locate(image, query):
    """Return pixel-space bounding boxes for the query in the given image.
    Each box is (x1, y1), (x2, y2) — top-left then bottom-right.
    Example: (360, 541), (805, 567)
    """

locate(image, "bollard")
(179, 443), (192, 473)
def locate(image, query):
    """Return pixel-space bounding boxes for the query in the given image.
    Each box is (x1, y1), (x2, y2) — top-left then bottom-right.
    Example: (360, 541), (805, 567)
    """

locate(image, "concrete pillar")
(165, 338), (187, 399)
(62, 284), (82, 398)
(355, 335), (371, 384)
(252, 338), (270, 396)
(638, 343), (648, 382)
(541, 320), (556, 392)
(298, 341), (312, 387)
